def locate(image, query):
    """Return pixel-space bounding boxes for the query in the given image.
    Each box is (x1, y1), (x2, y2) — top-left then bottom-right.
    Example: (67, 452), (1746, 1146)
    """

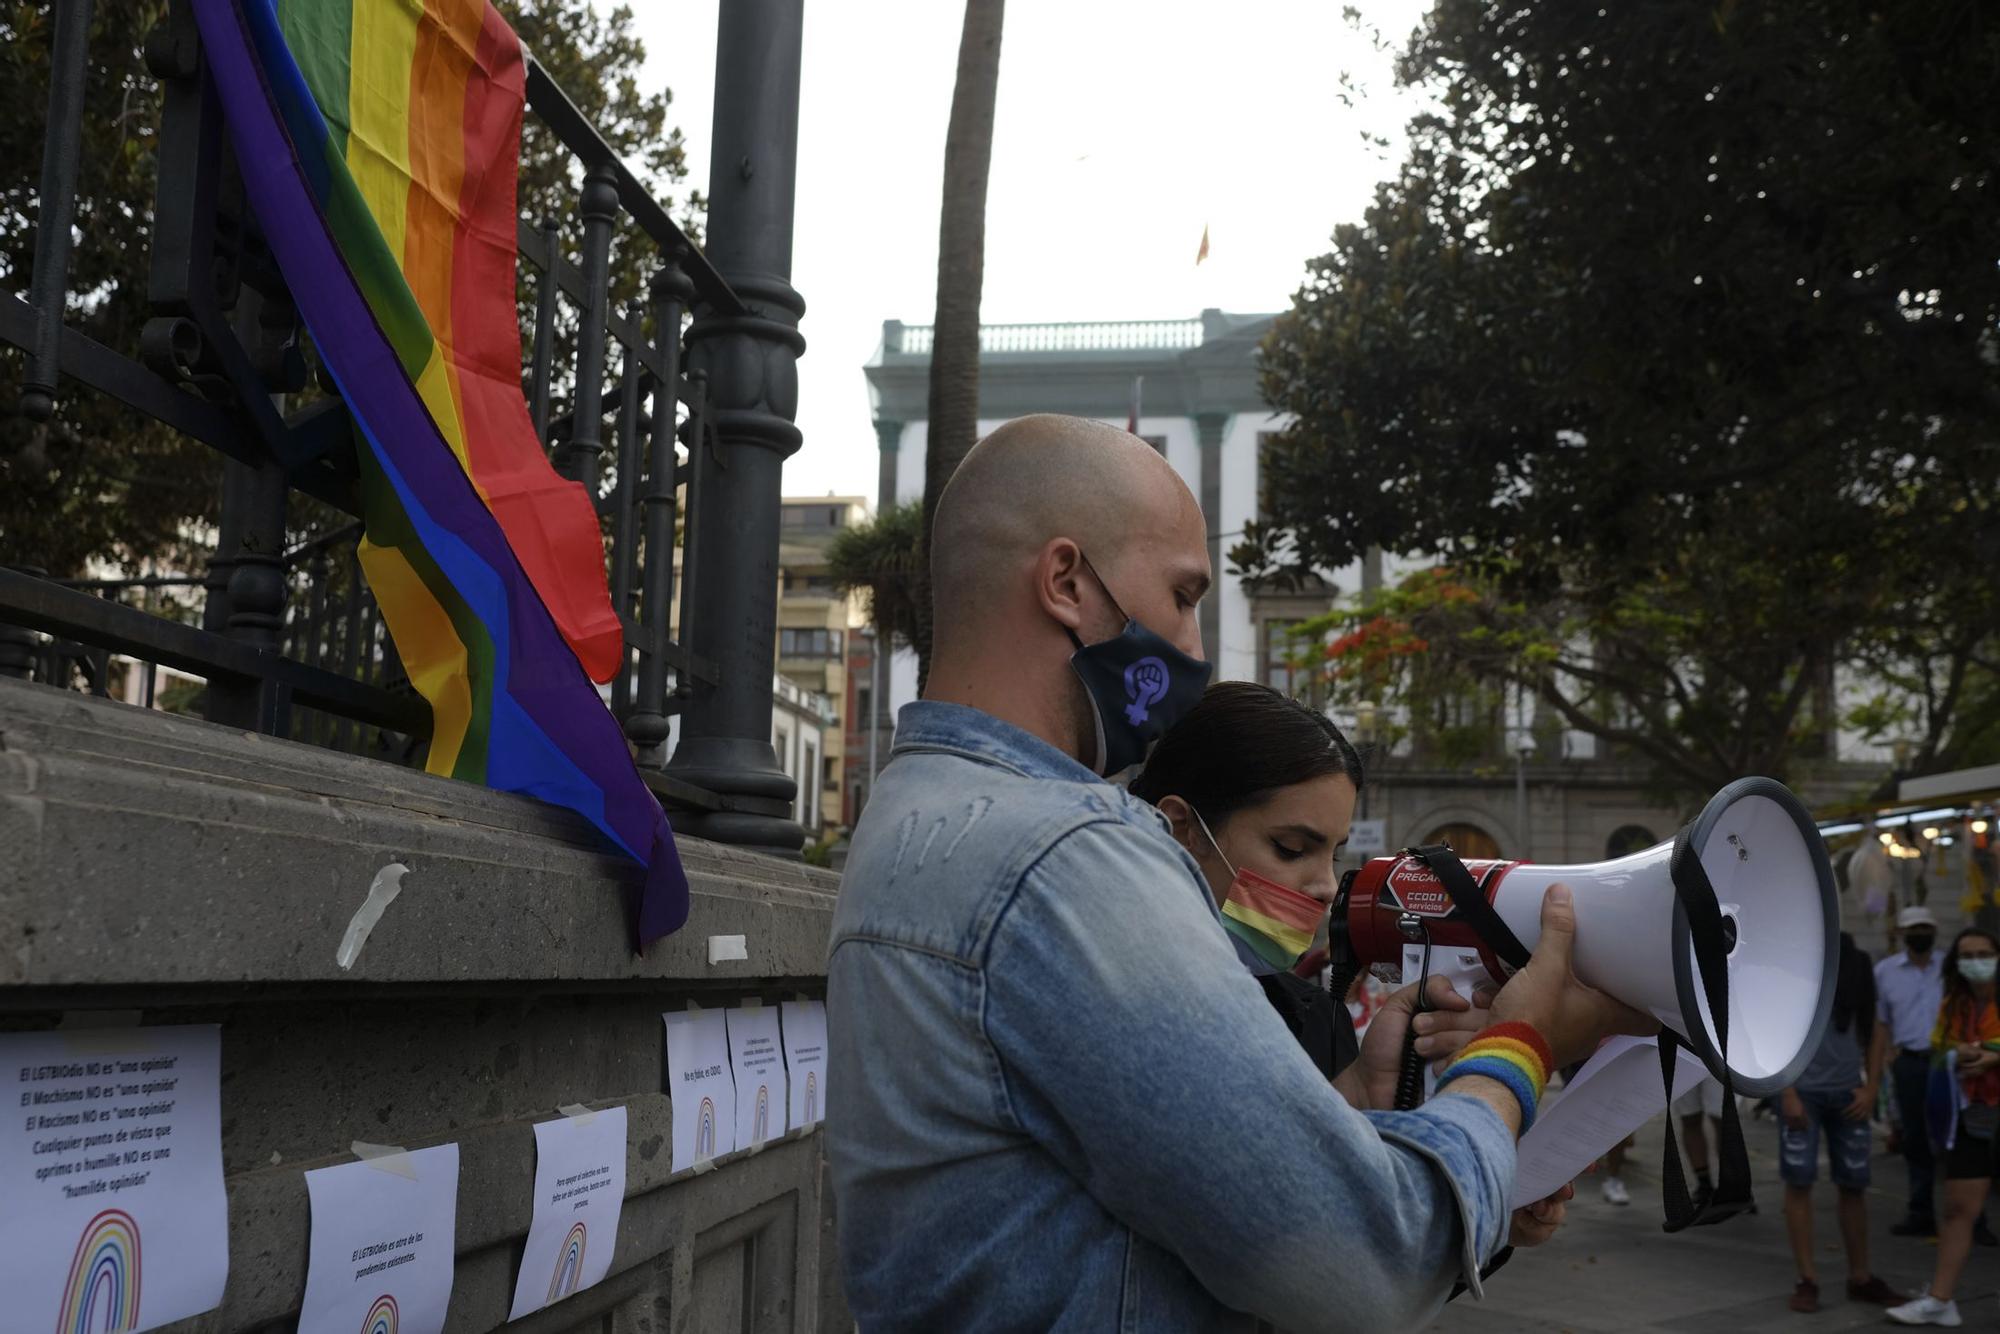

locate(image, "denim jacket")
(826, 702), (1515, 1333)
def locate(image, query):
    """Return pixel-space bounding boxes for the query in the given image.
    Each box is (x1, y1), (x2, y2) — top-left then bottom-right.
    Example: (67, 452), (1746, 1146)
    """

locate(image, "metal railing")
(887, 318), (1207, 356)
(0, 1), (738, 811)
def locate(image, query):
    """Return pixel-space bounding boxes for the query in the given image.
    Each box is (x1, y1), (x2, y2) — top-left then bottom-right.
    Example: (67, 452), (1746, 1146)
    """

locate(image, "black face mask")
(1905, 931), (1935, 955)
(1066, 553), (1212, 776)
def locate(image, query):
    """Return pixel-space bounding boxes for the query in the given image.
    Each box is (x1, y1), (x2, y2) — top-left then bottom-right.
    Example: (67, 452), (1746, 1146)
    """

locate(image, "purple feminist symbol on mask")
(1123, 657), (1170, 725)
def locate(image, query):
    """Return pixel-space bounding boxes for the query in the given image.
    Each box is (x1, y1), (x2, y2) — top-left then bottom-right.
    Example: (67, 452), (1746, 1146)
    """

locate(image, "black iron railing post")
(626, 251), (693, 769)
(20, 0), (95, 426)
(667, 0), (806, 850)
(609, 298), (645, 718)
(553, 165), (620, 492)
(528, 218), (560, 444)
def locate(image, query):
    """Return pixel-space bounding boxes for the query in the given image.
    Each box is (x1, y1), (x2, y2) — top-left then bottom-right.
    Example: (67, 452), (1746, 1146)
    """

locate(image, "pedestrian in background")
(1889, 927), (2000, 1328)
(1777, 931), (1904, 1313)
(1873, 907), (1947, 1237)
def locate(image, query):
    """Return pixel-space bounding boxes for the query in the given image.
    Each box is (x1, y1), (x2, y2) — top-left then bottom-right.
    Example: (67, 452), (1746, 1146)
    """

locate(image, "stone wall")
(0, 676), (849, 1333)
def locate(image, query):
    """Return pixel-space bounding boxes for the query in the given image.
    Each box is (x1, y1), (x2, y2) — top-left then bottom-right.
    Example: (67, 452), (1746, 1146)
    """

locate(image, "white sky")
(632, 0), (1432, 500)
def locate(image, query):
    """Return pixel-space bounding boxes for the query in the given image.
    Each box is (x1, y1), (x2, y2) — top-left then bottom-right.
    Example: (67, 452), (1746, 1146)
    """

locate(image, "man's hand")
(1842, 1082), (1875, 1122)
(1488, 884), (1659, 1070)
(1351, 974), (1498, 1112)
(1780, 1087), (1807, 1131)
(1508, 1184), (1572, 1247)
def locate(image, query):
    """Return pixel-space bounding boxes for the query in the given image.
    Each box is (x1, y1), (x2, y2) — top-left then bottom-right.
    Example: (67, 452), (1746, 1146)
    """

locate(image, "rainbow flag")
(193, 0), (690, 944)
(1220, 871), (1323, 969)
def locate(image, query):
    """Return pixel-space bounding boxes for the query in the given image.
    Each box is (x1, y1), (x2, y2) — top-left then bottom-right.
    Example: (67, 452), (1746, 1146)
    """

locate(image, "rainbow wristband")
(1433, 1022), (1555, 1133)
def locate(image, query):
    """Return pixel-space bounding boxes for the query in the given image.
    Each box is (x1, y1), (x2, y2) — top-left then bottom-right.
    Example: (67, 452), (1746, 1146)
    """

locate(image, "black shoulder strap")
(1657, 824), (1755, 1231)
(1407, 844), (1531, 971)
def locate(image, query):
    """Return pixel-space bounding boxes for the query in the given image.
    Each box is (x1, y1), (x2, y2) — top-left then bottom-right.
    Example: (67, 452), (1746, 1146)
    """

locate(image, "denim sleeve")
(981, 819), (1515, 1332)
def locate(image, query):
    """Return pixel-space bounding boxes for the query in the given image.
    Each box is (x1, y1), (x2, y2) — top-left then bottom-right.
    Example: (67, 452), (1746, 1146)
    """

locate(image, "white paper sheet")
(299, 1145), (459, 1334)
(726, 1006), (788, 1150)
(1511, 1036), (1709, 1207)
(0, 1024), (229, 1334)
(781, 1000), (828, 1130)
(663, 1008), (736, 1169)
(508, 1107), (627, 1319)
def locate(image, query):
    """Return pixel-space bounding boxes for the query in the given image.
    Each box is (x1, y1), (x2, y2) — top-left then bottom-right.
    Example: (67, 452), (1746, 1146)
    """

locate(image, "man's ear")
(1154, 794), (1199, 854)
(1034, 538), (1088, 635)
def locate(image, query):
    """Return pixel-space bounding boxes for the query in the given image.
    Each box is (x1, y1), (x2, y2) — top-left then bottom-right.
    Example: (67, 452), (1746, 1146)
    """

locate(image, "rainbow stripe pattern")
(58, 1209), (141, 1334)
(1219, 870), (1324, 969)
(546, 1222), (586, 1301)
(190, 0), (691, 944)
(1433, 1022), (1554, 1132)
(362, 1294), (399, 1334)
(695, 1096), (717, 1159)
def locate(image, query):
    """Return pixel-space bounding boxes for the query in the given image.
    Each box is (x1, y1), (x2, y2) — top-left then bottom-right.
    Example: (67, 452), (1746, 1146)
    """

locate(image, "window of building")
(1605, 825), (1660, 859)
(782, 505), (847, 531)
(854, 679), (873, 729)
(788, 573), (836, 595)
(779, 628), (845, 658)
(1423, 822), (1503, 860)
(1262, 619), (1303, 695)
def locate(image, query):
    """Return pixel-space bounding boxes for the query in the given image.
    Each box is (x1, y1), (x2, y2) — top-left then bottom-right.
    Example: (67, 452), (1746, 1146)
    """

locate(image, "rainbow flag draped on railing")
(192, 0), (690, 944)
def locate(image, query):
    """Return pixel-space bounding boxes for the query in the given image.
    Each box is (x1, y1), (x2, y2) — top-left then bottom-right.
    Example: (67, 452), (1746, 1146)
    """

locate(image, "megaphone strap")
(1658, 824), (1756, 1232)
(1406, 845), (1531, 971)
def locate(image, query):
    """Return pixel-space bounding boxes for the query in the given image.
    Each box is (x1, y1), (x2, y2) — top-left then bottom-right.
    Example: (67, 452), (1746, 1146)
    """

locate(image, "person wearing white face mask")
(1889, 926), (2000, 1327)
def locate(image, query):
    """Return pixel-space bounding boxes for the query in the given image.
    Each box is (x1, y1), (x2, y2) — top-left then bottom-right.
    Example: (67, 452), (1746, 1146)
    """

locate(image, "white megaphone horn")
(1329, 777), (1839, 1096)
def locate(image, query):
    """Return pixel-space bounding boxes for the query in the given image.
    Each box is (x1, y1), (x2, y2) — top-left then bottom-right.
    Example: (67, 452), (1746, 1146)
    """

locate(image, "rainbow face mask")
(1194, 810), (1326, 969)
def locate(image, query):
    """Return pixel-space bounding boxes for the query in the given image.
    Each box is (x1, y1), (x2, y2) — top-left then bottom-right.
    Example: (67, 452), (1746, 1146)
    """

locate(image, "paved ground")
(1430, 1111), (1998, 1332)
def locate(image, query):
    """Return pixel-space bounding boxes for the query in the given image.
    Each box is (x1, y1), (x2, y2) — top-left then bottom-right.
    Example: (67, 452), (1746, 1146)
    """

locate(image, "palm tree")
(915, 0), (1005, 691)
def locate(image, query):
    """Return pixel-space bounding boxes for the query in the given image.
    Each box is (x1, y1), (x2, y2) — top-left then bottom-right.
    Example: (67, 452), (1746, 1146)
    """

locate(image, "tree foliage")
(1246, 0), (2000, 795)
(827, 501), (924, 652)
(0, 0), (696, 578)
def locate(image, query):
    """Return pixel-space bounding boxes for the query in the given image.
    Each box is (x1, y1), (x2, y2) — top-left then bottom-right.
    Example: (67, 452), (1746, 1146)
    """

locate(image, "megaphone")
(1334, 777), (1838, 1096)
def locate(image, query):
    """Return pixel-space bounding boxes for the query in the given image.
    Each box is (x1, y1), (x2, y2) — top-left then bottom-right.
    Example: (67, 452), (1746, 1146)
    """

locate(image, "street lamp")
(1351, 700), (1380, 819)
(1515, 732), (1536, 860)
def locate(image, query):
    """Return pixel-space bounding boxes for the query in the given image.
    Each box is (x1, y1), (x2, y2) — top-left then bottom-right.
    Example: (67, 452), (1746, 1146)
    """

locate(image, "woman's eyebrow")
(1274, 824), (1327, 845)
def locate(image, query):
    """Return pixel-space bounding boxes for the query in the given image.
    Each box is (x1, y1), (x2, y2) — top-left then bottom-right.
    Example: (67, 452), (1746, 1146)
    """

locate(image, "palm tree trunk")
(916, 0), (1005, 693)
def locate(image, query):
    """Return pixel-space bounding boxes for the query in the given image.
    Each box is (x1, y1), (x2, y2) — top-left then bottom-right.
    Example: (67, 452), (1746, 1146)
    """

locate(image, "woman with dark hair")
(1131, 682), (1571, 1251)
(1130, 681), (1375, 1082)
(1889, 925), (2000, 1327)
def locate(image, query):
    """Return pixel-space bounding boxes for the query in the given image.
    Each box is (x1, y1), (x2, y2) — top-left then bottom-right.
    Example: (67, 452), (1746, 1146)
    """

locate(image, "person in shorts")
(1778, 932), (1904, 1313)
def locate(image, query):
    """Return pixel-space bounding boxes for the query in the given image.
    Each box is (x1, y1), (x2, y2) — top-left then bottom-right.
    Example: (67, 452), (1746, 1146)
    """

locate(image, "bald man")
(825, 416), (1645, 1332)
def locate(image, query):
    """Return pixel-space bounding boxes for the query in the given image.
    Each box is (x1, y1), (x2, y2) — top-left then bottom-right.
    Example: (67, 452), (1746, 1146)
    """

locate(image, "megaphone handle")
(1392, 931), (1435, 1112)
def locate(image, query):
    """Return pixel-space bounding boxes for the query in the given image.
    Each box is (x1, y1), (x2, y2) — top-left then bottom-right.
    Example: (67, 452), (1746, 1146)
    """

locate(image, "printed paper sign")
(780, 1000), (828, 1130)
(1347, 819), (1388, 856)
(0, 1023), (229, 1333)
(508, 1107), (627, 1320)
(663, 1008), (735, 1169)
(299, 1145), (458, 1334)
(726, 1006), (787, 1151)
(1512, 1036), (1708, 1207)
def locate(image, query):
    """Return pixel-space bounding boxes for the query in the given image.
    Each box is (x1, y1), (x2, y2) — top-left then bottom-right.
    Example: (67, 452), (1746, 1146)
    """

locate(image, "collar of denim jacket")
(891, 700), (1103, 784)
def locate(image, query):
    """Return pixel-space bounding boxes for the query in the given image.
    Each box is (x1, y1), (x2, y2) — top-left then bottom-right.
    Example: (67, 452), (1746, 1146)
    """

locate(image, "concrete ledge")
(0, 677), (850, 1332)
(0, 676), (838, 992)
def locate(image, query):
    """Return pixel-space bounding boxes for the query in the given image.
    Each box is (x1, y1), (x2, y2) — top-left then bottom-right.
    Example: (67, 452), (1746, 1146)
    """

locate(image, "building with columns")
(860, 312), (1888, 900)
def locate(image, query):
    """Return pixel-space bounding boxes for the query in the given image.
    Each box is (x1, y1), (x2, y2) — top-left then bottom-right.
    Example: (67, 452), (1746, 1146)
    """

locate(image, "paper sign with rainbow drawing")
(299, 1145), (458, 1334)
(508, 1107), (626, 1320)
(725, 1004), (788, 1152)
(663, 1008), (736, 1171)
(0, 1026), (227, 1334)
(781, 1000), (828, 1132)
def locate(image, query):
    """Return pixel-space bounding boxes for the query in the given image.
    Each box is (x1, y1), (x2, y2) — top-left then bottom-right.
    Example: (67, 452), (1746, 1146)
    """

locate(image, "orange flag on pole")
(1196, 224), (1210, 265)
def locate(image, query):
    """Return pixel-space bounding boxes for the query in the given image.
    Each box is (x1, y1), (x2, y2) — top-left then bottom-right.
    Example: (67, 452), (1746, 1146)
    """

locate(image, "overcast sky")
(632, 0), (1432, 500)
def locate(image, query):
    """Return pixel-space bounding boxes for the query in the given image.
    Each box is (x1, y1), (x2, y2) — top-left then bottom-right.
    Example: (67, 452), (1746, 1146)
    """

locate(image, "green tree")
(1246, 0), (2000, 796)
(916, 0), (1005, 690)
(827, 500), (923, 651)
(0, 0), (697, 578)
